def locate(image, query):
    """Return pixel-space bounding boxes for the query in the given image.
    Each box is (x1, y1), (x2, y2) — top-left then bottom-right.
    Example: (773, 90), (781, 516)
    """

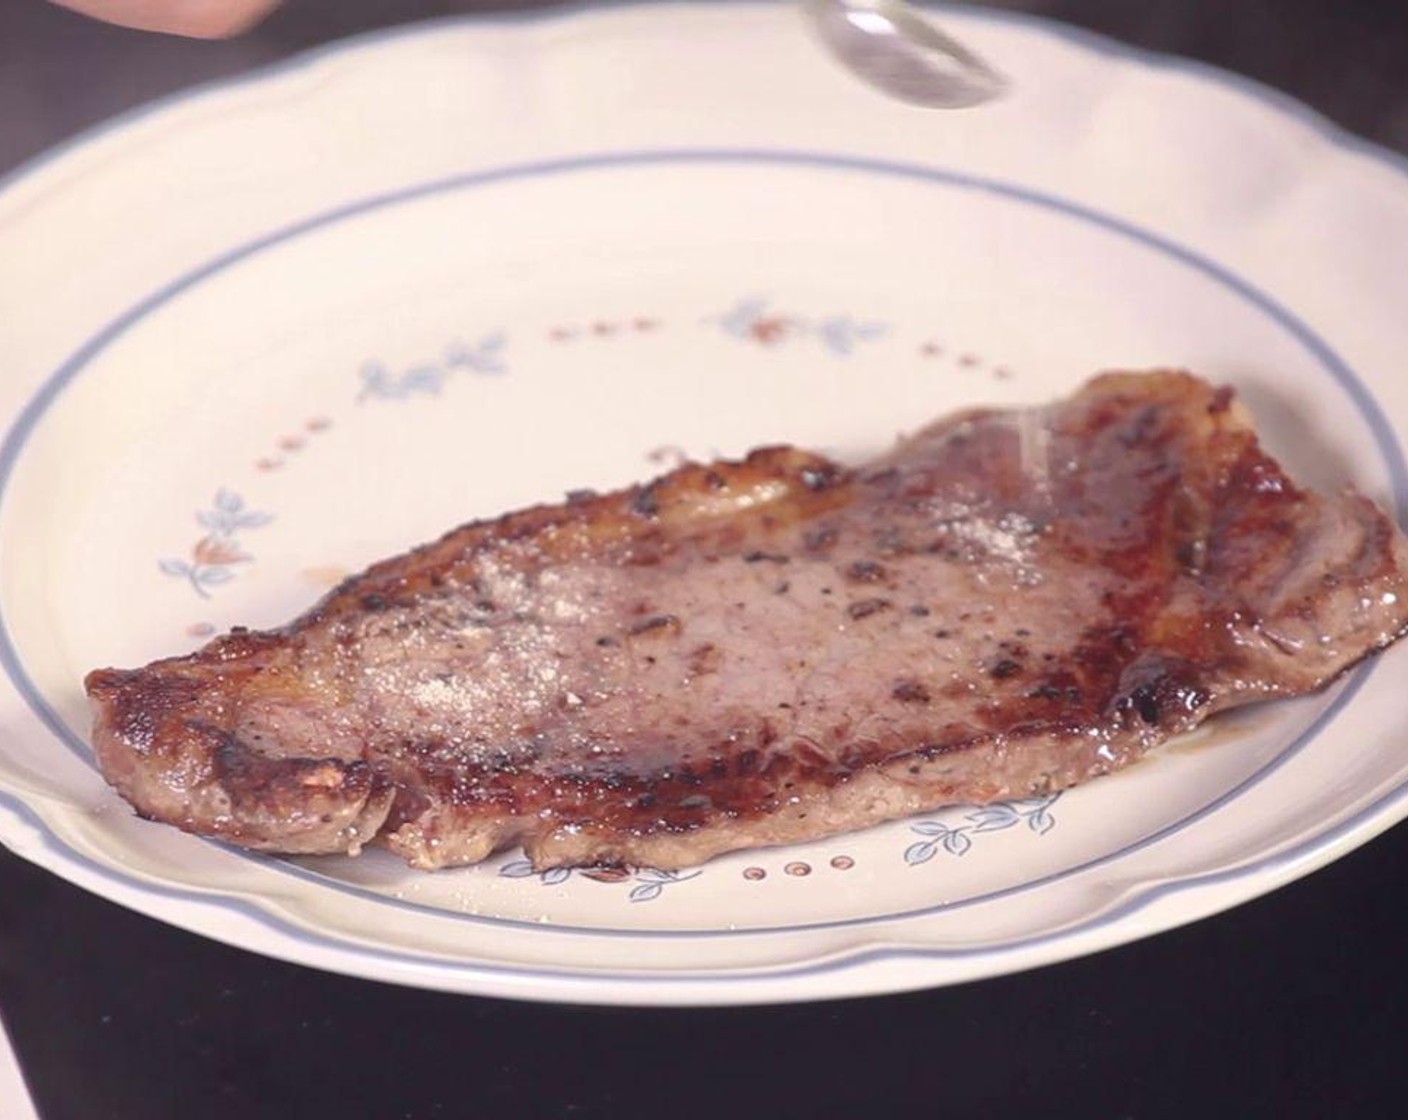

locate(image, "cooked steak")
(85, 372), (1408, 870)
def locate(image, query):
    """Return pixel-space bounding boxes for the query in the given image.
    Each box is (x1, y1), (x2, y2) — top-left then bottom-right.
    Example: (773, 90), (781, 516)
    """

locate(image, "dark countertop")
(2, 4), (1407, 1118)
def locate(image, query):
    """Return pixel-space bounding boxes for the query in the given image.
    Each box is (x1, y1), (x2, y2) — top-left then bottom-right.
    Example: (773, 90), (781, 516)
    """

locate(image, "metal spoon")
(802, 0), (1007, 108)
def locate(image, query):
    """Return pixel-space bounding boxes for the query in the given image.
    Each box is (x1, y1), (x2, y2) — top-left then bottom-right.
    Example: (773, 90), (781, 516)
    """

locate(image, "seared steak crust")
(85, 372), (1408, 869)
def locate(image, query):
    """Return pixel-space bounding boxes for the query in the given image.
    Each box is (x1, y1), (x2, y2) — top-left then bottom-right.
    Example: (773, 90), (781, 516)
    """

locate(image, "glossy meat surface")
(85, 372), (1408, 869)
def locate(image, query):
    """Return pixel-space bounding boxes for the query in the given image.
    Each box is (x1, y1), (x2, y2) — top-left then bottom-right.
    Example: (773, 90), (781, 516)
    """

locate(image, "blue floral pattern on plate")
(358, 333), (508, 401)
(158, 489), (272, 598)
(498, 860), (703, 903)
(713, 296), (887, 355)
(904, 793), (1062, 865)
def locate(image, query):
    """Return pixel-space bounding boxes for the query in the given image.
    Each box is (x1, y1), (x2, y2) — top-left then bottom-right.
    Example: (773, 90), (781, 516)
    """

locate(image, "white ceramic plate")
(3, 2), (1408, 1006)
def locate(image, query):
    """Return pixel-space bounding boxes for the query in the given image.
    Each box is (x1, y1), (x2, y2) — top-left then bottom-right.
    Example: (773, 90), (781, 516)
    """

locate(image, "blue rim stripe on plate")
(0, 149), (1400, 952)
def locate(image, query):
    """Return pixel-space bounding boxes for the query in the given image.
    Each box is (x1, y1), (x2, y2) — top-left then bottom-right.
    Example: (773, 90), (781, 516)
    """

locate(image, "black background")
(2, 3), (1407, 1118)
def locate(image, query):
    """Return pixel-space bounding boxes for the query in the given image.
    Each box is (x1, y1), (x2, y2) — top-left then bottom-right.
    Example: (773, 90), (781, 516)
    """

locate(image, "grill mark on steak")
(85, 372), (1408, 870)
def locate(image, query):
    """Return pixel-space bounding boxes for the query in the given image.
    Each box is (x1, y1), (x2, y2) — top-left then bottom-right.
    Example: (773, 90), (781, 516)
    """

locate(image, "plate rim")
(3, 1), (1408, 1004)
